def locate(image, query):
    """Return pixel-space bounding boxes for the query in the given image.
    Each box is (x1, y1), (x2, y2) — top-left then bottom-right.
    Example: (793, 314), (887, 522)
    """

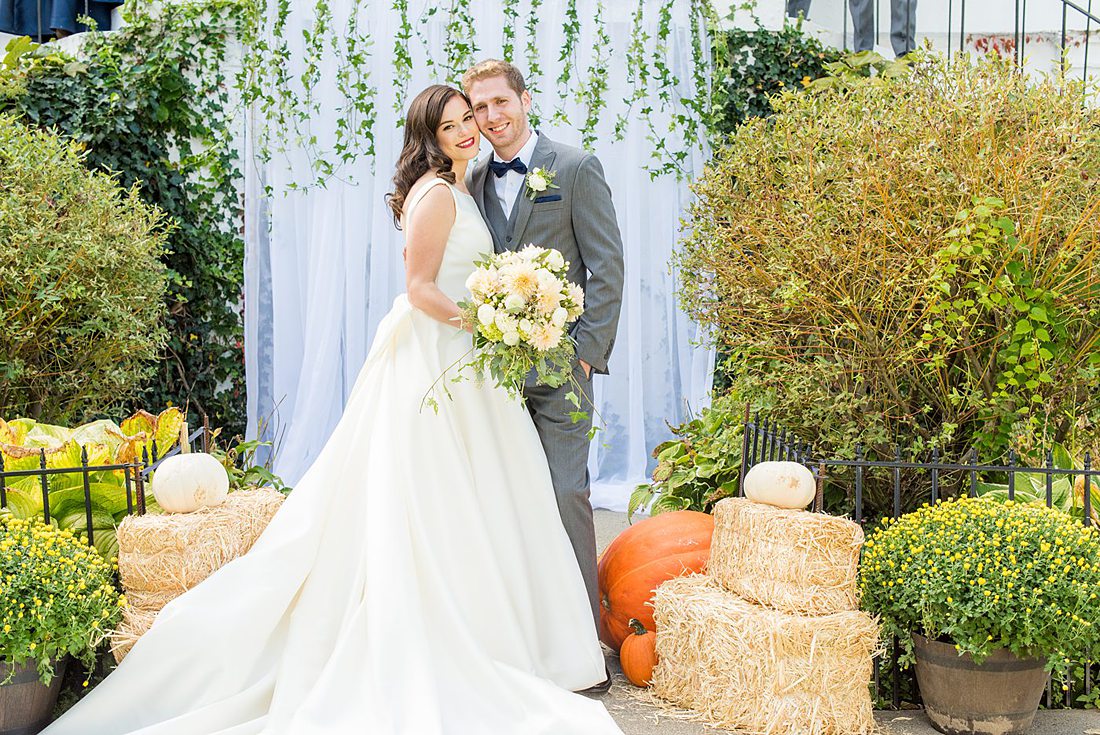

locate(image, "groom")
(463, 60), (625, 676)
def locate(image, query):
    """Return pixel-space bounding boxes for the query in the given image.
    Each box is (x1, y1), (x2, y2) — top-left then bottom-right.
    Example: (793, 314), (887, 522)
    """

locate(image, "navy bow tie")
(488, 158), (528, 178)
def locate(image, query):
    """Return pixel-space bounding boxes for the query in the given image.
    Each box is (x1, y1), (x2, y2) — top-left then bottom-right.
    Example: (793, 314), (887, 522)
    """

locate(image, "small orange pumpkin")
(620, 618), (658, 687)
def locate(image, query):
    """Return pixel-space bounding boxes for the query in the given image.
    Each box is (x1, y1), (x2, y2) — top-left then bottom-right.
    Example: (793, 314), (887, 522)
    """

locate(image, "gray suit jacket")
(466, 134), (625, 374)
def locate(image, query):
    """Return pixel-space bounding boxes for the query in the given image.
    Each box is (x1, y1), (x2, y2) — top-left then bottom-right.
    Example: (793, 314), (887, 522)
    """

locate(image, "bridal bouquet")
(459, 245), (584, 397)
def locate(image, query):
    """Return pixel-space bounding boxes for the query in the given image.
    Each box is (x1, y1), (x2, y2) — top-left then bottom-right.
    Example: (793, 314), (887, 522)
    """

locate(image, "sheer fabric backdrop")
(244, 0), (715, 511)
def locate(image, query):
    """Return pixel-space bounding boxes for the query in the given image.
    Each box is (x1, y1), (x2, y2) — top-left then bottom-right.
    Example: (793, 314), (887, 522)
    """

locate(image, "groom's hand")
(579, 360), (592, 379)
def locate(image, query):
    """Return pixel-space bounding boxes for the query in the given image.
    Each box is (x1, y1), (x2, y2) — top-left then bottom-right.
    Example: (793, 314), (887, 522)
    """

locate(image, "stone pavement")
(592, 510), (1100, 735)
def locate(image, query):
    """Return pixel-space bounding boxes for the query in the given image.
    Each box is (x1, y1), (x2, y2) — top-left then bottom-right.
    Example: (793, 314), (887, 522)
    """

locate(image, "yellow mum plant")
(0, 516), (124, 684)
(861, 497), (1100, 676)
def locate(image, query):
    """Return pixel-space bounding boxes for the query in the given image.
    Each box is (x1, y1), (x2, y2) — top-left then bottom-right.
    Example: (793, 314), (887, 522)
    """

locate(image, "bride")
(43, 85), (624, 735)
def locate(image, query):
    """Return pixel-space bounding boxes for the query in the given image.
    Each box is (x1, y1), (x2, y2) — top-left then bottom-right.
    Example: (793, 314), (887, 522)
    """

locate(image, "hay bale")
(117, 487), (284, 594)
(708, 497), (863, 615)
(109, 605), (159, 663)
(651, 574), (878, 735)
(124, 589), (183, 611)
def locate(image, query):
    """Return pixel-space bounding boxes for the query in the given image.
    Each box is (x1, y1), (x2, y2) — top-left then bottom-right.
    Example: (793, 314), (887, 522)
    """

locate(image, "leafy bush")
(0, 116), (168, 423)
(630, 394), (743, 518)
(0, 2), (247, 435)
(677, 53), (1100, 513)
(0, 516), (124, 684)
(709, 18), (841, 143)
(861, 498), (1100, 678)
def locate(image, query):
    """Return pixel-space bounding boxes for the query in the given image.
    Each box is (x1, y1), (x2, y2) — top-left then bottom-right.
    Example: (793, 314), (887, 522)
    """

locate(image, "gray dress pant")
(850, 0), (917, 57)
(523, 360), (601, 628)
(787, 0), (811, 18)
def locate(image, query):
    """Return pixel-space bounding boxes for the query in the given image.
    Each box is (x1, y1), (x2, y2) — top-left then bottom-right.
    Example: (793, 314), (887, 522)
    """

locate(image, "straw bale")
(709, 497), (863, 615)
(651, 574), (879, 735)
(117, 487), (284, 594)
(124, 589), (183, 611)
(109, 605), (159, 663)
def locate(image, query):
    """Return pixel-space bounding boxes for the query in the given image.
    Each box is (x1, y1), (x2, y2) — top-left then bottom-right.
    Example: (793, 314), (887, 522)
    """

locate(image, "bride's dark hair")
(386, 84), (472, 228)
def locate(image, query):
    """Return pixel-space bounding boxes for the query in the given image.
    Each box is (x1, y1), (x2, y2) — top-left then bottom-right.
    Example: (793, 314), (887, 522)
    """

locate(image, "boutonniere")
(525, 167), (559, 200)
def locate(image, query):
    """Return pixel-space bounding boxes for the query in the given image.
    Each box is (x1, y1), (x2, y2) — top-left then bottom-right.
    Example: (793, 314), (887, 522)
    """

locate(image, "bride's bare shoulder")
(403, 175), (455, 228)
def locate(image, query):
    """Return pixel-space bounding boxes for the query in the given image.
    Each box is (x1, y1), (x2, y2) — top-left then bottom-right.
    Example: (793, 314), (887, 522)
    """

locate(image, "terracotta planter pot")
(913, 633), (1047, 735)
(0, 658), (67, 735)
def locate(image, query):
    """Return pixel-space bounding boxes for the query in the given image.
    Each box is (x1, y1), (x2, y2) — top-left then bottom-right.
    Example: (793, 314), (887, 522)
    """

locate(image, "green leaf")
(23, 423), (73, 448)
(628, 484), (654, 520)
(657, 443), (686, 462)
(48, 483), (130, 519)
(1051, 443), (1075, 471)
(2, 487), (43, 519)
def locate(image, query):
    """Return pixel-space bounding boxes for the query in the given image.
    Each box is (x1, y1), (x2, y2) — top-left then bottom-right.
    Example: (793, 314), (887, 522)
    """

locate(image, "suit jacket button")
(506, 236), (513, 242)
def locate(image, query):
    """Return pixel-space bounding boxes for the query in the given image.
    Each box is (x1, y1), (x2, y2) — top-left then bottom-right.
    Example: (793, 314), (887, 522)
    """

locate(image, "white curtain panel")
(244, 0), (715, 511)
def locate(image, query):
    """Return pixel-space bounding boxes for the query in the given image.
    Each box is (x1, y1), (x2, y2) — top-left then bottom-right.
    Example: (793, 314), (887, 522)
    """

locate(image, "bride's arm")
(404, 185), (467, 330)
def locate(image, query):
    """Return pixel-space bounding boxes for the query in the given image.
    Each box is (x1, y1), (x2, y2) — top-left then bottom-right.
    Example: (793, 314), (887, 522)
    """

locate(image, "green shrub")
(709, 19), (841, 143)
(0, 116), (168, 422)
(861, 497), (1100, 678)
(0, 3), (247, 435)
(677, 54), (1100, 513)
(0, 516), (124, 685)
(629, 393), (744, 519)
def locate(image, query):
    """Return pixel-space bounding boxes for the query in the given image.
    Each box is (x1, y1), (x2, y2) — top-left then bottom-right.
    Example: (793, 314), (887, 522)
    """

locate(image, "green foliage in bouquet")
(0, 2), (248, 435)
(0, 408), (184, 559)
(861, 497), (1100, 680)
(0, 517), (124, 684)
(429, 247), (591, 430)
(629, 394), (743, 520)
(0, 115), (168, 424)
(677, 52), (1100, 515)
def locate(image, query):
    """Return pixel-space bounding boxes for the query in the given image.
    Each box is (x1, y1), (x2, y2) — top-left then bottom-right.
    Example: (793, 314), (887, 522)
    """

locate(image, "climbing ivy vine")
(234, 0), (714, 185)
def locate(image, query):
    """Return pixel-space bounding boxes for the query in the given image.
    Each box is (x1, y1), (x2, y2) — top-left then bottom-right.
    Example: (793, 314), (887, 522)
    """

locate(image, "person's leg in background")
(849, 0), (876, 51)
(891, 0), (917, 56)
(786, 0), (812, 19)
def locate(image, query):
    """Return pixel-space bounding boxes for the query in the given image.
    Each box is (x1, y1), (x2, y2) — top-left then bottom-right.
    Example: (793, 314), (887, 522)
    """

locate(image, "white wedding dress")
(44, 179), (623, 735)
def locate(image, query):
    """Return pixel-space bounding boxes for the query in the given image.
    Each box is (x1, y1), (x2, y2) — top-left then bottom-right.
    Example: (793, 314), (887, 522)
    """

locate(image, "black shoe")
(576, 667), (612, 695)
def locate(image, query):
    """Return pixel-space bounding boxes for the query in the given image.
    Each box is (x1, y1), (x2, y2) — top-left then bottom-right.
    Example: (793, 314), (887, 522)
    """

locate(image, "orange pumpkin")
(620, 618), (658, 687)
(597, 509), (714, 651)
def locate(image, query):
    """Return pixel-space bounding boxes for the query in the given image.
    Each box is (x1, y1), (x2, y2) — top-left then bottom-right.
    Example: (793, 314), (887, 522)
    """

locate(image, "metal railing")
(0, 425), (209, 547)
(740, 409), (1096, 709)
(827, 0), (1098, 84)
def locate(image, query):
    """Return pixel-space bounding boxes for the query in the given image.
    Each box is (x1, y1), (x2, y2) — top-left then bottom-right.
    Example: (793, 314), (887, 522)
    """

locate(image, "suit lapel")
(509, 134), (557, 250)
(471, 157), (489, 221)
(470, 157), (505, 252)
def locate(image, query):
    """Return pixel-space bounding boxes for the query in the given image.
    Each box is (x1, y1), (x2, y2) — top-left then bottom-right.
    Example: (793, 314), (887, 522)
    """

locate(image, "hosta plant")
(0, 408), (184, 558)
(976, 443), (1100, 526)
(0, 516), (124, 684)
(861, 497), (1100, 678)
(629, 395), (743, 519)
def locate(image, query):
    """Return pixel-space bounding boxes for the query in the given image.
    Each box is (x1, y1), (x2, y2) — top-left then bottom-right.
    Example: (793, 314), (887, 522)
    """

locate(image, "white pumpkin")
(152, 453), (230, 513)
(743, 461), (816, 509)
(151, 420), (230, 513)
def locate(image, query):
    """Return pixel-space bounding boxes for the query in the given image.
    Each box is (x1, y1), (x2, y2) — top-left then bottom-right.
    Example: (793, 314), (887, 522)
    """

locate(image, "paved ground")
(591, 510), (1100, 735)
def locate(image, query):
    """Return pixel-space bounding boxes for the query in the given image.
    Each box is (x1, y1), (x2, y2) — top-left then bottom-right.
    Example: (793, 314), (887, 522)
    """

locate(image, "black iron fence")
(740, 410), (1096, 709)
(831, 0), (1098, 86)
(0, 426), (209, 547)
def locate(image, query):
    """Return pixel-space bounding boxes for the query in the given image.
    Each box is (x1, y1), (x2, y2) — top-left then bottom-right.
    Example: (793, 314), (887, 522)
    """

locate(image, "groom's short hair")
(461, 60), (527, 98)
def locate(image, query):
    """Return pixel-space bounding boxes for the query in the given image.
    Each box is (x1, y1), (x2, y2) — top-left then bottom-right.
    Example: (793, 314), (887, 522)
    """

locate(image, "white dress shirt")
(492, 131), (539, 218)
